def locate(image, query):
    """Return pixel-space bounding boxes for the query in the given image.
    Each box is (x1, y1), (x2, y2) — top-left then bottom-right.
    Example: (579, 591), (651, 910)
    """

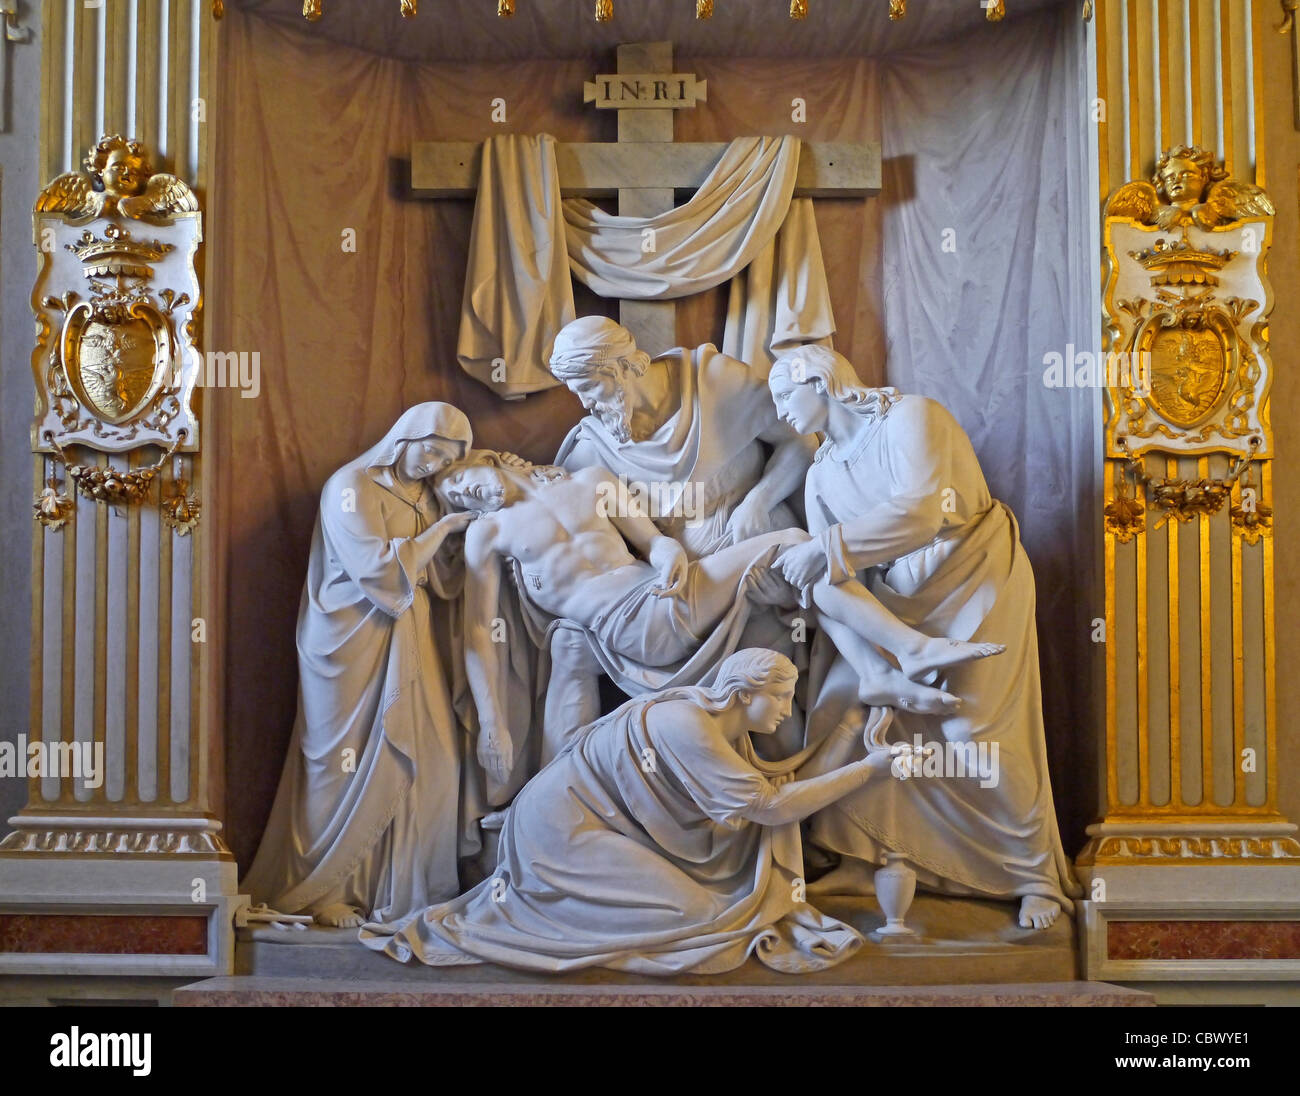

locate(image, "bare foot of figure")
(897, 636), (1006, 682)
(860, 674), (962, 715)
(314, 903), (364, 928)
(1018, 895), (1061, 930)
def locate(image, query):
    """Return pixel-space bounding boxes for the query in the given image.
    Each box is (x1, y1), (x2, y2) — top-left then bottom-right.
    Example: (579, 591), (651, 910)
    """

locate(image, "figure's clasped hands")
(775, 537), (828, 590)
(649, 536), (689, 599)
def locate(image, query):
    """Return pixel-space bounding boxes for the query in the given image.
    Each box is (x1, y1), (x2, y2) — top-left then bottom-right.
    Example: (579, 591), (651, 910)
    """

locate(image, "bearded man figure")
(545, 316), (818, 745)
(549, 316), (815, 556)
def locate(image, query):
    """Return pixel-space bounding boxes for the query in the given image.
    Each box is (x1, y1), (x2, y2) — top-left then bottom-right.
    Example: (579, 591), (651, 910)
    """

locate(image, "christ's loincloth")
(510, 540), (785, 697)
(589, 568), (707, 667)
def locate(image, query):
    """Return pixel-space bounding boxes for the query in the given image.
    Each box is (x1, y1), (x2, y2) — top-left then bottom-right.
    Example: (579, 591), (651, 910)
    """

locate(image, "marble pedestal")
(1074, 822), (1300, 984)
(0, 818), (247, 983)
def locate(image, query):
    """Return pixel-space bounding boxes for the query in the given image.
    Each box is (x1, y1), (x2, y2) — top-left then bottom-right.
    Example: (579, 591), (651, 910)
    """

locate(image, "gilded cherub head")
(1152, 145), (1223, 209)
(84, 135), (152, 199)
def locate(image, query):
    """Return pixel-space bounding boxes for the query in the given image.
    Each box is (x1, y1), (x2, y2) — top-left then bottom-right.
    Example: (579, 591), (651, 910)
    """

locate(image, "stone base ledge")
(173, 976), (1154, 1007)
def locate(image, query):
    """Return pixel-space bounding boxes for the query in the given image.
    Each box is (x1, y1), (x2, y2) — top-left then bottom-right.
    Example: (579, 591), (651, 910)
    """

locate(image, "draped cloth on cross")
(456, 133), (836, 396)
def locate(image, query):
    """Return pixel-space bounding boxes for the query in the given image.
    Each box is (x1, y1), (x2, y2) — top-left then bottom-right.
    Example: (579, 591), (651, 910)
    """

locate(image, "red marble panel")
(1107, 920), (1300, 960)
(0, 914), (208, 955)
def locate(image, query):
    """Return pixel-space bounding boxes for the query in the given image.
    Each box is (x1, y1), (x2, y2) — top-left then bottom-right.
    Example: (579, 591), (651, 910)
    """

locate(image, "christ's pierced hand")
(438, 511), (478, 535)
(649, 537), (688, 599)
(724, 492), (770, 543)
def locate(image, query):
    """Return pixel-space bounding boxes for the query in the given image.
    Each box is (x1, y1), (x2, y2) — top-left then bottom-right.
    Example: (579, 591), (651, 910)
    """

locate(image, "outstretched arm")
(742, 752), (888, 828)
(741, 711), (894, 827)
(727, 425), (817, 542)
(587, 465), (687, 596)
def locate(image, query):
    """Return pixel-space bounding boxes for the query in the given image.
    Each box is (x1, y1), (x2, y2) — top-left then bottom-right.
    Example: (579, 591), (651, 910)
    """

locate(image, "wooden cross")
(411, 41), (880, 357)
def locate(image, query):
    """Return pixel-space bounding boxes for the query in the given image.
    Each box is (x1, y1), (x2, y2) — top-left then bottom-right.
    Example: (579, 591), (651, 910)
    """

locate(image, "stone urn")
(873, 851), (917, 938)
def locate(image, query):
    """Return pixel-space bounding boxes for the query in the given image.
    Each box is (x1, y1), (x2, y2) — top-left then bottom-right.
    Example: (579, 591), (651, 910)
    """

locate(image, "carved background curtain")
(877, 6), (1099, 841)
(212, 3), (1095, 865)
(456, 133), (832, 394)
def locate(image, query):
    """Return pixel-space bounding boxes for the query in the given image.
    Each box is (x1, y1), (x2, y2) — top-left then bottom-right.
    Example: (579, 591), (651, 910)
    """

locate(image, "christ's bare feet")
(1018, 895), (1061, 930)
(314, 903), (364, 928)
(860, 675), (961, 715)
(898, 636), (1005, 682)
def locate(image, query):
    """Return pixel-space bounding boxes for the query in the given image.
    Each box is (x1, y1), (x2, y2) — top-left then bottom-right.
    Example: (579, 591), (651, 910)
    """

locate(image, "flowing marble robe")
(554, 344), (801, 558)
(802, 395), (1080, 910)
(359, 692), (862, 975)
(242, 405), (474, 922)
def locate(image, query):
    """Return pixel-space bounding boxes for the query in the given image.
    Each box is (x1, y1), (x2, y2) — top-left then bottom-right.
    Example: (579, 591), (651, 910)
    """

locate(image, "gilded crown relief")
(1104, 145), (1275, 460)
(32, 135), (202, 459)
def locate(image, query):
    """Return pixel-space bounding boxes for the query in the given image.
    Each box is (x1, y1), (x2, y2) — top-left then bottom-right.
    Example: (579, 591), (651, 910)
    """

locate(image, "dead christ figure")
(436, 456), (999, 780)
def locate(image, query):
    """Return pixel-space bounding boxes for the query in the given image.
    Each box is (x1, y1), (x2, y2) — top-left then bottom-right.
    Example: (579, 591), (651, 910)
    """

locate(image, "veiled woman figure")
(243, 403), (477, 927)
(361, 649), (888, 975)
(768, 347), (1081, 930)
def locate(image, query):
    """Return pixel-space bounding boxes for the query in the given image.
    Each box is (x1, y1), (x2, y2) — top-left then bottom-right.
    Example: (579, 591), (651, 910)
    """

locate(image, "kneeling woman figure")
(361, 648), (888, 975)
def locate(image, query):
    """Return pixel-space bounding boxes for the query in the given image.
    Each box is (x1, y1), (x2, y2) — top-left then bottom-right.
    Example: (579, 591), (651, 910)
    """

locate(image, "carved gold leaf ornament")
(37, 135), (197, 222)
(1230, 465), (1273, 543)
(194, 0), (1083, 23)
(1077, 834), (1300, 863)
(1231, 496), (1272, 543)
(34, 474), (74, 531)
(1108, 145), (1275, 230)
(163, 474), (202, 536)
(43, 431), (184, 507)
(60, 298), (172, 426)
(1111, 436), (1260, 533)
(1104, 146), (1273, 459)
(1104, 485), (1145, 543)
(0, 825), (230, 857)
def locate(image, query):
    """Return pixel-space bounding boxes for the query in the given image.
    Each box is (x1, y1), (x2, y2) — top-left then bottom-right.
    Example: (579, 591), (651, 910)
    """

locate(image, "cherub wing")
(1105, 180), (1159, 224)
(119, 173), (198, 219)
(35, 173), (101, 218)
(1202, 179), (1276, 225)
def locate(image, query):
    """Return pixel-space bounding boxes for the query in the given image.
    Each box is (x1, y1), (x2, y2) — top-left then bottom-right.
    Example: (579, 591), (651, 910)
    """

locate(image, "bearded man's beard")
(596, 388), (636, 443)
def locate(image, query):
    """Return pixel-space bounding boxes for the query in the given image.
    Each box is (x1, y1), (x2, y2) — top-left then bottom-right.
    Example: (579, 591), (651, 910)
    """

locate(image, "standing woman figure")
(243, 403), (477, 927)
